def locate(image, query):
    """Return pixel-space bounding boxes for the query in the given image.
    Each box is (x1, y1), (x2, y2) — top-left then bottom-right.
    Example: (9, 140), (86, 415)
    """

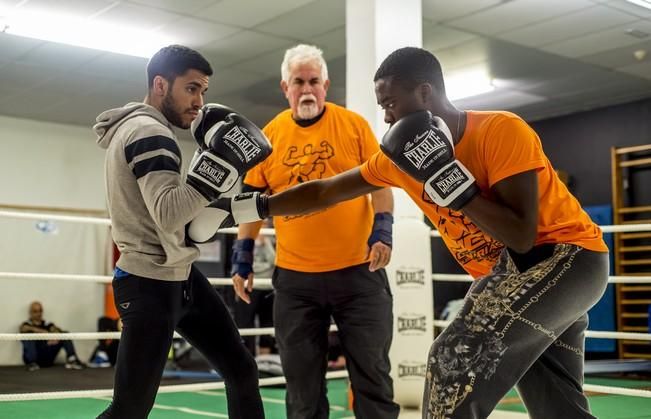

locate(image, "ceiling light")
(445, 68), (495, 101)
(0, 9), (172, 58)
(634, 49), (647, 60)
(625, 0), (651, 11)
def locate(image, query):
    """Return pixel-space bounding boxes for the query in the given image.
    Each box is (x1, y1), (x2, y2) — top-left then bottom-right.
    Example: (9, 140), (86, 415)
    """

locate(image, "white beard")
(297, 102), (320, 120)
(296, 94), (320, 120)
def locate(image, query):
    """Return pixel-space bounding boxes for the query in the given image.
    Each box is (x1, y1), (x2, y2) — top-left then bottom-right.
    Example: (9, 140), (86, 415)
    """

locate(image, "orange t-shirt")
(360, 110), (607, 278)
(244, 102), (379, 272)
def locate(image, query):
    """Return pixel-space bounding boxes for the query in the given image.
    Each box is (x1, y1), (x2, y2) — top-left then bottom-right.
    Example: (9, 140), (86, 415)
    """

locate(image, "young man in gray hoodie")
(94, 45), (267, 419)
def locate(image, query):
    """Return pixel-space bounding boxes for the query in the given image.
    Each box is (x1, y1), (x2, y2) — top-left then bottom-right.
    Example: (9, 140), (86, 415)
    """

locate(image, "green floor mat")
(496, 376), (651, 419)
(1, 377), (649, 419)
(0, 379), (353, 419)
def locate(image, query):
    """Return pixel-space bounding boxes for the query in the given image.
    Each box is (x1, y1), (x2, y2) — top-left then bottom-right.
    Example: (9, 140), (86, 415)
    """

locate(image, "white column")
(346, 0), (431, 409)
(346, 0), (422, 220)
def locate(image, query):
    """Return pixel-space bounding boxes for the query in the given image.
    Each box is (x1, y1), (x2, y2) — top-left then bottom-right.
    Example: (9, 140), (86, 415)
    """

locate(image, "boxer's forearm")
(268, 168), (380, 216)
(370, 187), (393, 214)
(462, 195), (536, 253)
(462, 170), (539, 254)
(237, 220), (264, 240)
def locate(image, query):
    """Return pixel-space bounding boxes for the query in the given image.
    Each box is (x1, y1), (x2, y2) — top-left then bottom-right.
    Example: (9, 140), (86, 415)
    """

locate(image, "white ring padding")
(433, 274), (473, 282)
(430, 224), (651, 237)
(0, 272), (113, 283)
(0, 272), (275, 288)
(583, 384), (651, 398)
(599, 224), (651, 233)
(217, 227), (276, 236)
(2, 209), (651, 236)
(0, 210), (276, 237)
(5, 321), (649, 341)
(432, 320), (651, 341)
(5, 272), (651, 286)
(0, 210), (111, 226)
(0, 325), (339, 341)
(0, 370), (350, 402)
(582, 330), (651, 341)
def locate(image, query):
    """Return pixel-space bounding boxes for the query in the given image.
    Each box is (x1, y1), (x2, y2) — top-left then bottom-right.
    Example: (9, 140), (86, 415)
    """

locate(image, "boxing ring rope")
(0, 210), (276, 236)
(2, 209), (651, 404)
(431, 273), (651, 284)
(0, 324), (339, 341)
(431, 320), (651, 341)
(0, 370), (350, 402)
(4, 272), (651, 286)
(0, 272), (275, 287)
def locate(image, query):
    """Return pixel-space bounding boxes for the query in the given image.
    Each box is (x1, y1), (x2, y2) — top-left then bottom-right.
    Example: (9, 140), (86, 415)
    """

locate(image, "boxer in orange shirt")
(190, 47), (608, 419)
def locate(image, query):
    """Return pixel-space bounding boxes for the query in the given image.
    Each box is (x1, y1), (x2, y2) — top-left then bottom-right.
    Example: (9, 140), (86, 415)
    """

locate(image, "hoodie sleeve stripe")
(125, 135), (181, 164)
(133, 155), (180, 179)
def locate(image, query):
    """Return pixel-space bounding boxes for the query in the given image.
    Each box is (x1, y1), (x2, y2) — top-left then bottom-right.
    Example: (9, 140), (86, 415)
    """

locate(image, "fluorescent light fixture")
(0, 10), (172, 58)
(625, 0), (651, 11)
(445, 68), (495, 101)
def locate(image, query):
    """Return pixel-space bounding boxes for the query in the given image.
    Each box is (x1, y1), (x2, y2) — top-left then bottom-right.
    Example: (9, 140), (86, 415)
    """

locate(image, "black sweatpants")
(97, 265), (264, 419)
(273, 263), (400, 419)
(423, 244), (609, 419)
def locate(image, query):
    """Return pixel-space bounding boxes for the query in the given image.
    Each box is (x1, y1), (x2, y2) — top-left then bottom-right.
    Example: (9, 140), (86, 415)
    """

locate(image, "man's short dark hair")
(374, 47), (445, 93)
(147, 45), (213, 88)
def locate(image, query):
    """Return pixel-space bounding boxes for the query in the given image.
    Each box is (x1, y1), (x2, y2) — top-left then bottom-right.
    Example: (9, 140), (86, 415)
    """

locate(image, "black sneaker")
(26, 362), (39, 372)
(65, 357), (85, 370)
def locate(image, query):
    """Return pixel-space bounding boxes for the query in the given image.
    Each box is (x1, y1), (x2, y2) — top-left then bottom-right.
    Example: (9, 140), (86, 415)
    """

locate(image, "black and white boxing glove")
(380, 110), (479, 210)
(187, 104), (272, 200)
(187, 192), (269, 243)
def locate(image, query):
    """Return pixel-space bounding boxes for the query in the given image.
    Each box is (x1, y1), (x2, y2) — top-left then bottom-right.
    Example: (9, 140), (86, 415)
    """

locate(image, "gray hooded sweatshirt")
(95, 102), (208, 281)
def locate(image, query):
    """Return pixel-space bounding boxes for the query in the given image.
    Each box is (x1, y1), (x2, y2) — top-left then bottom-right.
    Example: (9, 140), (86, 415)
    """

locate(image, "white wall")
(0, 114), (196, 365)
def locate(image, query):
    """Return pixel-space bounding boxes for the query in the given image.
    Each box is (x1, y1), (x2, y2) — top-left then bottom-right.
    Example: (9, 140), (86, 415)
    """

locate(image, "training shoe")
(88, 351), (111, 368)
(65, 357), (85, 370)
(26, 362), (40, 372)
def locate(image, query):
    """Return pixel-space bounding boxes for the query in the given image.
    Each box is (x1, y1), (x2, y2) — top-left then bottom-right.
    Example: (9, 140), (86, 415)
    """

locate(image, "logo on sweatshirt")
(404, 130), (447, 170)
(224, 126), (263, 163)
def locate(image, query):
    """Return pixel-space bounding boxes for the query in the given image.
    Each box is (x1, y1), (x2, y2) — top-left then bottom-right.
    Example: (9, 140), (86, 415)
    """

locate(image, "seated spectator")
(19, 301), (85, 371)
(88, 317), (120, 368)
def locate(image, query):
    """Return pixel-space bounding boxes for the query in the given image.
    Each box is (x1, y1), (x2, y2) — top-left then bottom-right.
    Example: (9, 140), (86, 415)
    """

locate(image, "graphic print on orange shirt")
(283, 140), (335, 184)
(434, 205), (504, 269)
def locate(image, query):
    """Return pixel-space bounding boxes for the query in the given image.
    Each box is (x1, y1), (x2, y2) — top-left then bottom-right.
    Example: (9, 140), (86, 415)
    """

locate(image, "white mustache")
(299, 95), (317, 105)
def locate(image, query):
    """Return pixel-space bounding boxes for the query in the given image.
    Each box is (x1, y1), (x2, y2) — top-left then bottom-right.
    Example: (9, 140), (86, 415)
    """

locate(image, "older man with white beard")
(231, 44), (399, 419)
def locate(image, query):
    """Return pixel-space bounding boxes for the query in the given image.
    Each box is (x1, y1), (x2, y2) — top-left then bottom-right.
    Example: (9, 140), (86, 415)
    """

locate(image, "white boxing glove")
(187, 192), (269, 243)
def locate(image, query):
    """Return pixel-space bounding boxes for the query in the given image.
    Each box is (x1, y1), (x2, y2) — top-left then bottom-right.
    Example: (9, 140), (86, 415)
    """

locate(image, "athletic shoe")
(88, 351), (111, 368)
(65, 357), (85, 370)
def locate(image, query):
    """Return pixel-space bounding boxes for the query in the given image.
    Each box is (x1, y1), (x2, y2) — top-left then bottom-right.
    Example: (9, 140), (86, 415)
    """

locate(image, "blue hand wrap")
(367, 212), (393, 248)
(231, 238), (255, 278)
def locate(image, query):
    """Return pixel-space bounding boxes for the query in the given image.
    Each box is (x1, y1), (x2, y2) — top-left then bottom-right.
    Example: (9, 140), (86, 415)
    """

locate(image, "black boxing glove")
(380, 110), (479, 210)
(186, 104), (272, 200)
